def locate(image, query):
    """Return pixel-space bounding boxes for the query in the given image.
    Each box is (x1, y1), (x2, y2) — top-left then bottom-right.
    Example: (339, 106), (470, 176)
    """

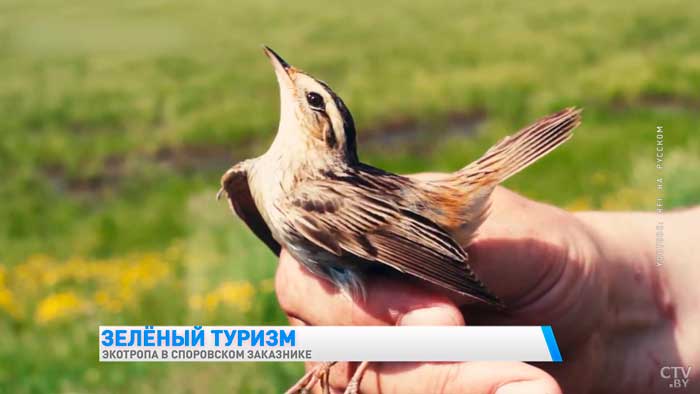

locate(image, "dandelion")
(0, 287), (20, 319)
(35, 291), (86, 324)
(204, 292), (219, 312)
(216, 281), (255, 312)
(565, 196), (592, 211)
(94, 290), (123, 313)
(189, 294), (204, 311)
(191, 280), (256, 314)
(14, 254), (55, 294)
(7, 248), (174, 325)
(602, 186), (647, 210)
(0, 266), (21, 319)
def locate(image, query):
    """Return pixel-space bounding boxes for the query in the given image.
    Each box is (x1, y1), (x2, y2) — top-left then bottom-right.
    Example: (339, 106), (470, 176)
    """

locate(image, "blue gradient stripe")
(100, 326), (560, 362)
(541, 325), (562, 362)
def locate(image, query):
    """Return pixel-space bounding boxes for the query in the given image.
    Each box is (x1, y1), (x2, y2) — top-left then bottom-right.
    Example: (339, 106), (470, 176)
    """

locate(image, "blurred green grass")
(0, 0), (699, 392)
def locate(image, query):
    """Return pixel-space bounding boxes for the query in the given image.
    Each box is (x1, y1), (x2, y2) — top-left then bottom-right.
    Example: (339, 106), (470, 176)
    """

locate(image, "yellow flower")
(601, 186), (647, 210)
(35, 291), (86, 324)
(0, 286), (21, 319)
(14, 254), (55, 293)
(192, 281), (256, 314)
(94, 290), (123, 313)
(7, 248), (174, 325)
(188, 294), (204, 311)
(204, 293), (219, 312)
(216, 281), (255, 312)
(565, 196), (592, 211)
(0, 289), (14, 316)
(0, 266), (21, 319)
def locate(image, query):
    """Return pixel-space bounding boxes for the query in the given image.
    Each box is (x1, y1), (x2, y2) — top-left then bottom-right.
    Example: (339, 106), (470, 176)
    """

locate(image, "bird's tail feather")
(458, 107), (581, 185)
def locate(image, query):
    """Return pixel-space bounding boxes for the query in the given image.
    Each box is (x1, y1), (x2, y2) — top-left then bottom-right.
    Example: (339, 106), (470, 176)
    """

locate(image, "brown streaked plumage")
(218, 46), (582, 394)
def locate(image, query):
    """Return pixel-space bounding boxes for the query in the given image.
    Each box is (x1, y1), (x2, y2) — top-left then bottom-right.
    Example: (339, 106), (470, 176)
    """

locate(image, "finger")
(288, 315), (306, 327)
(463, 187), (589, 307)
(275, 249), (464, 326)
(402, 181), (581, 312)
(281, 250), (468, 393)
(323, 281), (467, 389)
(459, 187), (603, 348)
(468, 187), (561, 300)
(327, 361), (561, 394)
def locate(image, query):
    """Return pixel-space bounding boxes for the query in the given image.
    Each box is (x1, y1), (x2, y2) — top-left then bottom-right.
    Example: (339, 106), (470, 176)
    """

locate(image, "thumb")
(333, 361), (562, 394)
(329, 299), (561, 394)
(397, 302), (465, 326)
(464, 187), (582, 307)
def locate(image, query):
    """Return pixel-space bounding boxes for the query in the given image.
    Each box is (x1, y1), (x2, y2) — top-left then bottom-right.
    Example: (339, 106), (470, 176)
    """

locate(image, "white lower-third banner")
(99, 326), (562, 362)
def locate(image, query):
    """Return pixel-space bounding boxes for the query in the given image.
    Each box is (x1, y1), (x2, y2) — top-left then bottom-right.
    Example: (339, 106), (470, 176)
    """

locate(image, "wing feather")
(220, 162), (281, 256)
(282, 177), (501, 305)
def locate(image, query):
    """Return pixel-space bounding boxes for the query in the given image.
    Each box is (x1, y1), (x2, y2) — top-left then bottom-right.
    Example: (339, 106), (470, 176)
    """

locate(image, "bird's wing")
(219, 161), (281, 256)
(281, 178), (501, 305)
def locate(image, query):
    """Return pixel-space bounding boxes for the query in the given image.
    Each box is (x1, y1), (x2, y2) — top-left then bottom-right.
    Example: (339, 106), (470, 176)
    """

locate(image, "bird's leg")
(305, 362), (336, 393)
(343, 361), (370, 394)
(285, 362), (337, 394)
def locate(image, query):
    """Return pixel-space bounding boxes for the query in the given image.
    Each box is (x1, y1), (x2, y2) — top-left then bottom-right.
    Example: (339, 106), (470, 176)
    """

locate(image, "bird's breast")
(248, 154), (313, 242)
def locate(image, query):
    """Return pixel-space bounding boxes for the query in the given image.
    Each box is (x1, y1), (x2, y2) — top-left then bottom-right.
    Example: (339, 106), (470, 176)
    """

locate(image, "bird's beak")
(264, 46), (298, 130)
(263, 46), (294, 84)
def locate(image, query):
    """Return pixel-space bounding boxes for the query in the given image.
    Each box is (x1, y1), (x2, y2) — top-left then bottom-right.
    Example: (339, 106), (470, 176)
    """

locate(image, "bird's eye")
(306, 92), (324, 109)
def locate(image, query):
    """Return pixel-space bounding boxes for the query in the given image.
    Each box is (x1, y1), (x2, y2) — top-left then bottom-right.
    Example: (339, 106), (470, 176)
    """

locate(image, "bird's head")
(264, 46), (358, 163)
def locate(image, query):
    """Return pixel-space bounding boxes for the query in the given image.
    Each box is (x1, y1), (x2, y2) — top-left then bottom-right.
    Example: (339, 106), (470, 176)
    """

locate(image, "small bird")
(219, 46), (581, 394)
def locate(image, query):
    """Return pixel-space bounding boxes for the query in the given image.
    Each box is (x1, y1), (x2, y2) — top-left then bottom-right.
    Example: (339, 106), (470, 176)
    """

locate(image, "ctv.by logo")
(660, 366), (692, 389)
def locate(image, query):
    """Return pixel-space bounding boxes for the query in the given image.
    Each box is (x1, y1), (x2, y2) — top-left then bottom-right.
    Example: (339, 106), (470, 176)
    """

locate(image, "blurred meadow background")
(1, 0), (699, 392)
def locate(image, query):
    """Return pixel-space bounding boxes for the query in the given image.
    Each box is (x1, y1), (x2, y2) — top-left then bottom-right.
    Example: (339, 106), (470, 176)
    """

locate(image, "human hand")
(275, 181), (699, 393)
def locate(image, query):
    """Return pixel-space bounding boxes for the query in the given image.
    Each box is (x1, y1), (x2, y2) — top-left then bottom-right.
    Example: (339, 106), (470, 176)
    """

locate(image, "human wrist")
(574, 210), (697, 392)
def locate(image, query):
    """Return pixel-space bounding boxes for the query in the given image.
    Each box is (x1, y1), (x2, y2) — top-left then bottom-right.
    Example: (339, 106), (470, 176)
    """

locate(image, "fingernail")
(496, 380), (554, 394)
(398, 306), (463, 326)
